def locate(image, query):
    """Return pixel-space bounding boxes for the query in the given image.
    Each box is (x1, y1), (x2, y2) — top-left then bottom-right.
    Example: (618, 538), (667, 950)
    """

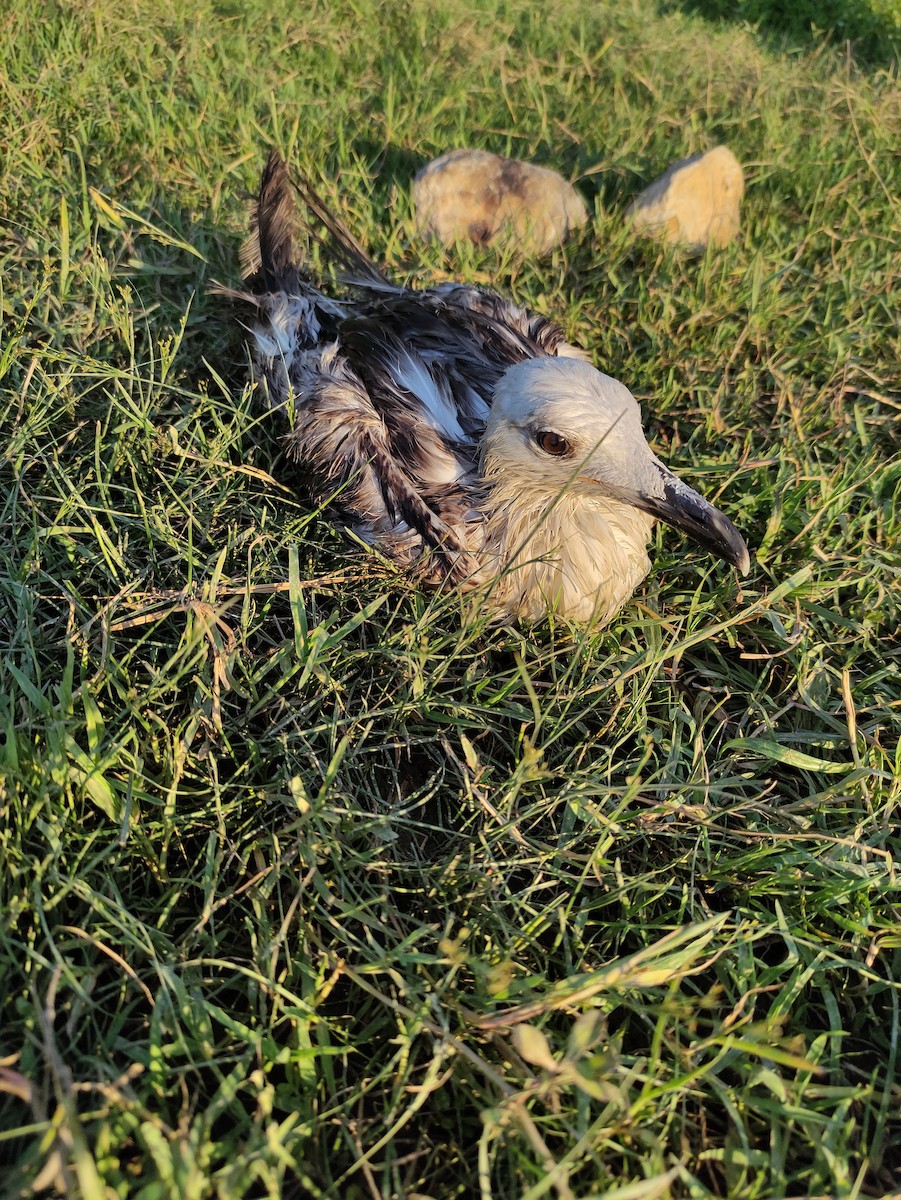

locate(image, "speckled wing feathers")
(280, 348), (478, 579)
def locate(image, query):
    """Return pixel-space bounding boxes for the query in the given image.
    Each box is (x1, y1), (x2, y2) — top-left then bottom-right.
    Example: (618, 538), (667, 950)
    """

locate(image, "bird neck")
(480, 476), (655, 624)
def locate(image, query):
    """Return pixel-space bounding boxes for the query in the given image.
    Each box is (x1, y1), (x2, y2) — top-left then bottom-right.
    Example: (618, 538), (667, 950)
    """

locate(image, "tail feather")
(242, 149), (391, 291)
(241, 150), (298, 286)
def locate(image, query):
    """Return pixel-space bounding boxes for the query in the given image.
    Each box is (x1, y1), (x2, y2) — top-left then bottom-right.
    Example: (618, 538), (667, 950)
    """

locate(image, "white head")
(484, 357), (750, 572)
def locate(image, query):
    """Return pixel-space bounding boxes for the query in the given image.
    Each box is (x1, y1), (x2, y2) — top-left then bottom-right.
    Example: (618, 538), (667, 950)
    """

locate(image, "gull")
(228, 151), (750, 624)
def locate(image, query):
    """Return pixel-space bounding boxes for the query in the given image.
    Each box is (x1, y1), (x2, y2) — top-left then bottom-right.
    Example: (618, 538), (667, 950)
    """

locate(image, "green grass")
(1, 0), (899, 1196)
(662, 0), (900, 66)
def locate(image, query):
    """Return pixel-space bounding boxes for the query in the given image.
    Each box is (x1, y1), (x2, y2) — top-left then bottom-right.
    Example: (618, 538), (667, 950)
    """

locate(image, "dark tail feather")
(242, 149), (392, 290)
(241, 150), (298, 287)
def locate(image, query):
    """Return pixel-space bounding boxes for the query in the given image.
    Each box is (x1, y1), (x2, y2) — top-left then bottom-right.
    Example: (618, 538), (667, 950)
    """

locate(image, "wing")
(328, 280), (588, 445)
(281, 343), (481, 580)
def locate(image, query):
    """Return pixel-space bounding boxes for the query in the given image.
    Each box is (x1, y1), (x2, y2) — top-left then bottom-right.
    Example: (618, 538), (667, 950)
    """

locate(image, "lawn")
(0, 0), (899, 1196)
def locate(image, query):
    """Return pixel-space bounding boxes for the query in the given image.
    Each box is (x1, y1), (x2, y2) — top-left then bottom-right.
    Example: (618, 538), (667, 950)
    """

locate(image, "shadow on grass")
(657, 0), (900, 68)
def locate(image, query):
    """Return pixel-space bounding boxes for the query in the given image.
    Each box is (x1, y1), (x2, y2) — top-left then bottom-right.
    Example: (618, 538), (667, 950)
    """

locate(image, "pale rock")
(413, 148), (589, 255)
(629, 146), (744, 250)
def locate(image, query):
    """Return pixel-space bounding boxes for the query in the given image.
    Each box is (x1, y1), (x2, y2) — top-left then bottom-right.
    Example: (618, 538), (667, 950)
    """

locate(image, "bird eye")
(536, 430), (571, 457)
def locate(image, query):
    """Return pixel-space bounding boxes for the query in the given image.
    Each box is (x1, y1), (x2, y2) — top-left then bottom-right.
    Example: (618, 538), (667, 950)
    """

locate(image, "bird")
(227, 150), (750, 625)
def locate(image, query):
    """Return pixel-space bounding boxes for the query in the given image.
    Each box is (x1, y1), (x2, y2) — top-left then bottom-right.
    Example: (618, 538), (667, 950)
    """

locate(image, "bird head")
(484, 356), (750, 573)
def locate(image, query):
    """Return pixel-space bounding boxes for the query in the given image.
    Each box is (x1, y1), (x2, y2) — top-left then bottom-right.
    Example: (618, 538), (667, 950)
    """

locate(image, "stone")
(629, 146), (744, 250)
(412, 148), (589, 255)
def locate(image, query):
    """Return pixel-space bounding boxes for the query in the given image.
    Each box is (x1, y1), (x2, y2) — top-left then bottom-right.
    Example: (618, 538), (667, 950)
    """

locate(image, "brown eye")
(536, 430), (571, 457)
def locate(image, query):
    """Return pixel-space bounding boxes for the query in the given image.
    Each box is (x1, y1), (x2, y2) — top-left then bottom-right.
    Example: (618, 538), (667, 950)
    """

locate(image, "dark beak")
(587, 453), (748, 576)
(633, 467), (751, 574)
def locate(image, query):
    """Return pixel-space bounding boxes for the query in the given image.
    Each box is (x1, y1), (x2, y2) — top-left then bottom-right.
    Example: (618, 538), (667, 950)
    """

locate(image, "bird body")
(231, 151), (749, 623)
